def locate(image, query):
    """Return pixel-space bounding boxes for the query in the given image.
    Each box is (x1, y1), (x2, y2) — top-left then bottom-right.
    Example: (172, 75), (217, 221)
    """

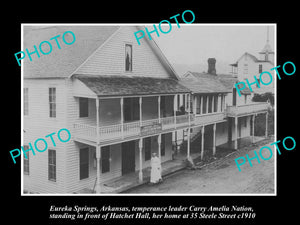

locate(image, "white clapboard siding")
(75, 26), (171, 79)
(23, 78), (68, 193)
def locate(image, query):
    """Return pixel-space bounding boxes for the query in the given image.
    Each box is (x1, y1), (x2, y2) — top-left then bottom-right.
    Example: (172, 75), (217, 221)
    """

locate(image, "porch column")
(265, 112), (268, 138)
(174, 94), (177, 128)
(95, 98), (101, 193)
(188, 94), (191, 126)
(213, 123), (216, 156)
(212, 95), (215, 113)
(206, 96), (209, 113)
(193, 95), (197, 115)
(200, 96), (203, 114)
(120, 97), (124, 139)
(158, 134), (161, 160)
(158, 96), (161, 123)
(201, 126), (205, 160)
(139, 97), (142, 127)
(252, 115), (256, 143)
(234, 116), (238, 149)
(138, 138), (143, 183)
(187, 128), (191, 158)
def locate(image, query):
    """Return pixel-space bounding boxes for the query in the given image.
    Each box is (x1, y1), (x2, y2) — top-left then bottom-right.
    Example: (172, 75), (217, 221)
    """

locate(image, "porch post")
(200, 96), (203, 114)
(201, 126), (205, 160)
(234, 116), (238, 149)
(252, 115), (256, 143)
(187, 128), (191, 158)
(212, 95), (215, 112)
(213, 123), (216, 156)
(265, 112), (268, 138)
(138, 138), (143, 183)
(158, 96), (161, 123)
(95, 97), (101, 193)
(158, 134), (161, 160)
(188, 94), (191, 126)
(139, 97), (142, 127)
(193, 95), (197, 115)
(120, 97), (124, 139)
(206, 96), (209, 113)
(174, 94), (177, 129)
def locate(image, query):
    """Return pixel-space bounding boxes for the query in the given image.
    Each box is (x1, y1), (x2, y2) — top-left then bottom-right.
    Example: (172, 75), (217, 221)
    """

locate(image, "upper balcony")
(73, 114), (194, 145)
(226, 102), (270, 117)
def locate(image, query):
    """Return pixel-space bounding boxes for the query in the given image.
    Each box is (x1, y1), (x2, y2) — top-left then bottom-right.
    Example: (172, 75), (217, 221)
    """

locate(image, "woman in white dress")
(150, 152), (162, 184)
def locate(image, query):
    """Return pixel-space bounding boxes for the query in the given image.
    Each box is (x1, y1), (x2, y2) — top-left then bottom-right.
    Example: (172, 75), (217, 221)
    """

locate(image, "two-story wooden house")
(23, 25), (193, 194)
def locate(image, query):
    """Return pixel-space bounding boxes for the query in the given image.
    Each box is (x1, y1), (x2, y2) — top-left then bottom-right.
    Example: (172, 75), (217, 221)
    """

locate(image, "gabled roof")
(179, 71), (230, 94)
(23, 25), (180, 80)
(74, 75), (190, 97)
(231, 52), (272, 65)
(24, 26), (120, 78)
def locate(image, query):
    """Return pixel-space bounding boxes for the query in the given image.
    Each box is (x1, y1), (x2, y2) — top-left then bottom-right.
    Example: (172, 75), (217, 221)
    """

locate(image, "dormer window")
(125, 44), (132, 71)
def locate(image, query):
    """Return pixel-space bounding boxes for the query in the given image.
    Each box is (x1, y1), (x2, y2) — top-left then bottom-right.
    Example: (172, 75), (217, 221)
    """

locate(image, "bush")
(252, 92), (274, 106)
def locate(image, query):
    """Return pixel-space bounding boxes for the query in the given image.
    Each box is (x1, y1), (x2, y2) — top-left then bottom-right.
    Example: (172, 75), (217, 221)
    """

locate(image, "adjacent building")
(229, 31), (275, 94)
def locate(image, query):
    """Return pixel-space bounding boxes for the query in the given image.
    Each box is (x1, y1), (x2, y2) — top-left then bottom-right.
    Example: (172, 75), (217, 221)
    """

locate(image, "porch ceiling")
(74, 74), (191, 97)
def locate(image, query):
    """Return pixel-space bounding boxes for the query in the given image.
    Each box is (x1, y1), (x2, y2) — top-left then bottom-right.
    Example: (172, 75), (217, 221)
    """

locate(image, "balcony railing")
(226, 102), (269, 117)
(193, 111), (226, 125)
(73, 114), (194, 143)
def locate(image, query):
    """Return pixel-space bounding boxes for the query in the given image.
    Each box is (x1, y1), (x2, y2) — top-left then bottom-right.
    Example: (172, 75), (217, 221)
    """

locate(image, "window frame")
(49, 87), (56, 118)
(125, 44), (133, 72)
(48, 149), (56, 182)
(23, 145), (29, 175)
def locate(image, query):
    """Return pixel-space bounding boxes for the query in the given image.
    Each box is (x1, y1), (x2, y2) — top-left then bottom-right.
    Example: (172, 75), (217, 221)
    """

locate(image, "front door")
(121, 141), (136, 175)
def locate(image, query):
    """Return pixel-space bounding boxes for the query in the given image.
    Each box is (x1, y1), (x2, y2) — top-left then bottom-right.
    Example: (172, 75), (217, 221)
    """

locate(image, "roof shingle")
(75, 75), (190, 96)
(24, 26), (120, 78)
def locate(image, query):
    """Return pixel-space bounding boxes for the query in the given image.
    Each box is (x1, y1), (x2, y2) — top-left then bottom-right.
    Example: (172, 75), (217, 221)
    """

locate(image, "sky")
(150, 24), (275, 74)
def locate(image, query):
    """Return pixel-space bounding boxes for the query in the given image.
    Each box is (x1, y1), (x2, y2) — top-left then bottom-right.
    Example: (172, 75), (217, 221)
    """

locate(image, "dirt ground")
(125, 137), (275, 194)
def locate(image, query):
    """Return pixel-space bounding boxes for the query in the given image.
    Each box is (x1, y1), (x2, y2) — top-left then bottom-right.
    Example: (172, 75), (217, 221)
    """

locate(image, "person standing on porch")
(150, 153), (162, 184)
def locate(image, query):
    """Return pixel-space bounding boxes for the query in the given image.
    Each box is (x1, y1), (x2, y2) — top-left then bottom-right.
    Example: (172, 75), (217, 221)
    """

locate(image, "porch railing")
(226, 102), (269, 117)
(73, 114), (195, 142)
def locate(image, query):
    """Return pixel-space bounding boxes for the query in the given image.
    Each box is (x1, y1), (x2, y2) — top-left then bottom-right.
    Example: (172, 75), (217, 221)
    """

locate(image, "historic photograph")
(21, 24), (275, 195)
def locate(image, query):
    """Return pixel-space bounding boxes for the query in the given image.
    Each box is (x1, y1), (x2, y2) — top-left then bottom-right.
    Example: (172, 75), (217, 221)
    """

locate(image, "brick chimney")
(207, 58), (216, 75)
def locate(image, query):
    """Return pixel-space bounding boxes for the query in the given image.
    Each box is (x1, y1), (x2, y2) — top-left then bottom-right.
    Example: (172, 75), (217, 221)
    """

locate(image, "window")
(79, 98), (89, 117)
(49, 88), (56, 118)
(48, 150), (56, 181)
(161, 134), (166, 157)
(23, 145), (29, 175)
(101, 146), (110, 173)
(80, 148), (89, 179)
(125, 44), (132, 71)
(24, 88), (29, 116)
(144, 137), (151, 161)
(259, 64), (263, 73)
